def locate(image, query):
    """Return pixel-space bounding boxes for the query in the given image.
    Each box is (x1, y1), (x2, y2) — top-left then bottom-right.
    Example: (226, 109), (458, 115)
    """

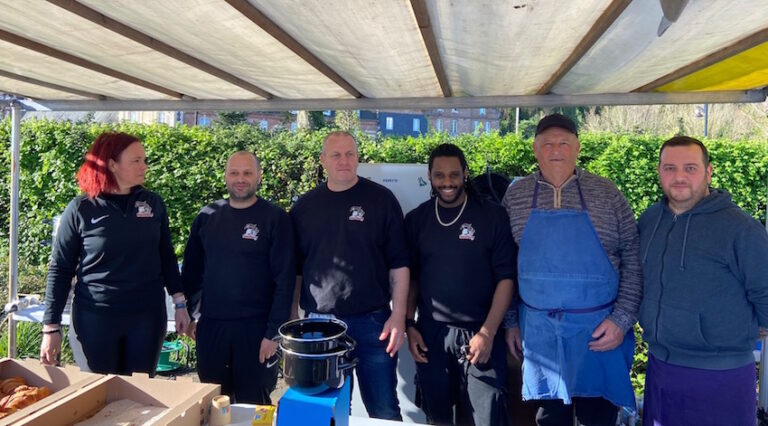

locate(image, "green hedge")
(1, 119), (767, 394)
(1, 119), (767, 267)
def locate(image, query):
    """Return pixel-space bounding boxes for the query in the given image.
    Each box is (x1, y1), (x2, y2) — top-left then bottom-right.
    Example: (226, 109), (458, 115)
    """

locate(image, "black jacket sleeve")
(43, 198), (82, 324)
(181, 213), (205, 316)
(491, 206), (518, 284)
(158, 198), (182, 295)
(265, 210), (297, 338)
(382, 192), (410, 270)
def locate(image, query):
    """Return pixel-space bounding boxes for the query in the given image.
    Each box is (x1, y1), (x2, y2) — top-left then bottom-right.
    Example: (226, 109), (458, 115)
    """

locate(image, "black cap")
(535, 113), (578, 137)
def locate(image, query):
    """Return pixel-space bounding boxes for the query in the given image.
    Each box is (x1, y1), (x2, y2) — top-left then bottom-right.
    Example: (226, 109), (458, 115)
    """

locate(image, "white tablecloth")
(12, 303), (178, 333)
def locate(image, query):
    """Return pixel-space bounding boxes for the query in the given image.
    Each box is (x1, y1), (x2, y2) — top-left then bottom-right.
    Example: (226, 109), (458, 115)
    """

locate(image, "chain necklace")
(434, 194), (467, 227)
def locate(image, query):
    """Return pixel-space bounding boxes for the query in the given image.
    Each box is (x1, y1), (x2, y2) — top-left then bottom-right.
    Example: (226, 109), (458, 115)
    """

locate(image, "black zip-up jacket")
(43, 186), (181, 324)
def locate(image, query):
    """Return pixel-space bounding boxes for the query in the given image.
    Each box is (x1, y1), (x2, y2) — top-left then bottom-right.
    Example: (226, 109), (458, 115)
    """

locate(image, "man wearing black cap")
(502, 114), (642, 425)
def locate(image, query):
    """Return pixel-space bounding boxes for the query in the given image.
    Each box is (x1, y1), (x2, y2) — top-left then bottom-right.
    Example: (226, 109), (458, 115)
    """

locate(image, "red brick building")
(143, 108), (500, 137)
(424, 108), (501, 135)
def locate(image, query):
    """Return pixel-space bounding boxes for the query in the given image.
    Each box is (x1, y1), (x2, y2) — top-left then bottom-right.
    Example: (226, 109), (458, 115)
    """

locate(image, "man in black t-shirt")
(182, 151), (295, 404)
(290, 131), (409, 421)
(405, 143), (516, 425)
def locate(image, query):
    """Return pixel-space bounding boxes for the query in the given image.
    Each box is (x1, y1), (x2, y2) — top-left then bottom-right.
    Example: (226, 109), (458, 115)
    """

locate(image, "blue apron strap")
(576, 179), (587, 211)
(520, 298), (615, 320)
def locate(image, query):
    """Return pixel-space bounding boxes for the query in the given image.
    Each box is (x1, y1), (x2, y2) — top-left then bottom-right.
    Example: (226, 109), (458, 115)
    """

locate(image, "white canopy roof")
(1, 0), (767, 111)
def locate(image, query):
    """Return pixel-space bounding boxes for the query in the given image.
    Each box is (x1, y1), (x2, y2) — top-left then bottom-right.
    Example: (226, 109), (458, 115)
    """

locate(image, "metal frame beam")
(0, 28), (184, 99)
(224, 0), (362, 98)
(47, 0), (273, 99)
(410, 0), (451, 97)
(537, 0), (632, 95)
(1, 90), (34, 100)
(9, 89), (766, 112)
(7, 102), (22, 359)
(0, 69), (107, 99)
(636, 27), (768, 92)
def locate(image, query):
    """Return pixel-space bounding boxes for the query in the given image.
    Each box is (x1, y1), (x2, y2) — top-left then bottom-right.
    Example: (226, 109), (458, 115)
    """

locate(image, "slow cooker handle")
(339, 334), (357, 351)
(266, 345), (282, 369)
(338, 356), (358, 372)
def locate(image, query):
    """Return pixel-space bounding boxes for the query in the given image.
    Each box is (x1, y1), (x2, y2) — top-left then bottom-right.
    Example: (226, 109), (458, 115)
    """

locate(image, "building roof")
(0, 0), (766, 111)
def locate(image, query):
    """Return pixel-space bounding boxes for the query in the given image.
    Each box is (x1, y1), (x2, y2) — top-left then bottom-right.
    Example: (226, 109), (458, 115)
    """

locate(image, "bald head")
(321, 131), (358, 154)
(226, 151), (261, 170)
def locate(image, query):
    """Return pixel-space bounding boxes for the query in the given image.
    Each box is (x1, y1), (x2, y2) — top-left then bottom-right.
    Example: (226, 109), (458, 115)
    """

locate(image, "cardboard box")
(0, 358), (101, 425)
(18, 373), (220, 426)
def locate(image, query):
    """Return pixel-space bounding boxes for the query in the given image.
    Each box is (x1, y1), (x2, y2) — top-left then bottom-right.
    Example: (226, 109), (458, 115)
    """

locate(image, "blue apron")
(517, 180), (635, 409)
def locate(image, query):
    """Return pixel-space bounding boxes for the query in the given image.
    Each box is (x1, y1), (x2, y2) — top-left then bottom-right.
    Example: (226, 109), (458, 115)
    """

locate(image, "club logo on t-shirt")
(135, 201), (154, 218)
(349, 206), (365, 222)
(242, 223), (260, 241)
(459, 223), (475, 241)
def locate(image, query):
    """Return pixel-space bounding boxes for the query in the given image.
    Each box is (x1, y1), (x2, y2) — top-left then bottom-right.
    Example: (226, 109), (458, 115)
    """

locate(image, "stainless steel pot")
(277, 318), (349, 354)
(280, 340), (357, 395)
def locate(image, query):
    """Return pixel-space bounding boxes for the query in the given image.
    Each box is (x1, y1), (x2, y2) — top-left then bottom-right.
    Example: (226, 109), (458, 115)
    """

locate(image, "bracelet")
(405, 318), (417, 329)
(42, 329), (61, 335)
(174, 301), (187, 310)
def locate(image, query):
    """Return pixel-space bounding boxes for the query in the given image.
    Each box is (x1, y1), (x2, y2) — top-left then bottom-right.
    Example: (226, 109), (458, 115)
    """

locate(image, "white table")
(13, 302), (179, 372)
(12, 302), (178, 333)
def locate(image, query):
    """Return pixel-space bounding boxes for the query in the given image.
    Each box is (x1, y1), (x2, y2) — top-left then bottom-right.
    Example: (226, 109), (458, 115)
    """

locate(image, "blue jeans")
(337, 309), (402, 421)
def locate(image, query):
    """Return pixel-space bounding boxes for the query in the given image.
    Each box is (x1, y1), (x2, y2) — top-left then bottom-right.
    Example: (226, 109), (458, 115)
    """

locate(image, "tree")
(498, 107), (541, 136)
(498, 107), (594, 137)
(217, 111), (248, 126)
(277, 111), (296, 129)
(334, 110), (359, 131)
(296, 111), (310, 130)
(296, 111), (328, 130)
(309, 111), (327, 130)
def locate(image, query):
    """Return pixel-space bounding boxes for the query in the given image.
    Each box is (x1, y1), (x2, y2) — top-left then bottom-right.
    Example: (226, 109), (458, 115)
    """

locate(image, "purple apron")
(643, 353), (756, 425)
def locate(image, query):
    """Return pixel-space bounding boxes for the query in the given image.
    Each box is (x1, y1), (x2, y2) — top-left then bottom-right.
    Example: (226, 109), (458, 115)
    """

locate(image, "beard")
(432, 183), (465, 205)
(227, 184), (257, 202)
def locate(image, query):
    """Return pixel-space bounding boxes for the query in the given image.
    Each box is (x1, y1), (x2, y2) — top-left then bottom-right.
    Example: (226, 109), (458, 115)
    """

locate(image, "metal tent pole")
(703, 103), (709, 137)
(762, 328), (768, 409)
(7, 101), (22, 358)
(760, 177), (768, 410)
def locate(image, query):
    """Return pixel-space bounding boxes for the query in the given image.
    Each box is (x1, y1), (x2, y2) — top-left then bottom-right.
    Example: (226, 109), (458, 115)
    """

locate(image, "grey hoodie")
(638, 188), (768, 370)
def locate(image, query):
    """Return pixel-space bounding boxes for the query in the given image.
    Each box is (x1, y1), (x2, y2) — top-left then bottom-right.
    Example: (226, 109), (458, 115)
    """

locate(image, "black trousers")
(73, 303), (166, 376)
(196, 317), (277, 404)
(535, 397), (619, 426)
(415, 319), (509, 426)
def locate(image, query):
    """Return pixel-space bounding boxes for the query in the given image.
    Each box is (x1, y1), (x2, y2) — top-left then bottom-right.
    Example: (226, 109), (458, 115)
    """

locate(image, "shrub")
(0, 322), (74, 364)
(3, 119), (766, 266)
(1, 119), (767, 395)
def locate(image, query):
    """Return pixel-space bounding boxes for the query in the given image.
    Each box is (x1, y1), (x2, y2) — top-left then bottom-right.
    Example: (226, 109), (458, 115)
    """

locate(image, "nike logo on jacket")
(91, 215), (109, 224)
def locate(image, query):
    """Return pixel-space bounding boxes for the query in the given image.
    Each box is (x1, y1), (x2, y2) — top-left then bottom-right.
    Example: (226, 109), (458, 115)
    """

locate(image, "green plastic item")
(156, 340), (184, 373)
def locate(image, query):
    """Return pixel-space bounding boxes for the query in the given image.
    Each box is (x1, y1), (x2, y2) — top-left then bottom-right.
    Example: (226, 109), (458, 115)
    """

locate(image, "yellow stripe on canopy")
(657, 42), (768, 92)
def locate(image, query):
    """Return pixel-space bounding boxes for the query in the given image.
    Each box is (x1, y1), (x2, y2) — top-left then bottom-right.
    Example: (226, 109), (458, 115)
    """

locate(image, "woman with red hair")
(39, 132), (190, 375)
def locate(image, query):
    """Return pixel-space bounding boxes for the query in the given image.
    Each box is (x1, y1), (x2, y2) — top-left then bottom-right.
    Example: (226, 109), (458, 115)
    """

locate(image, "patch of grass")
(0, 321), (74, 364)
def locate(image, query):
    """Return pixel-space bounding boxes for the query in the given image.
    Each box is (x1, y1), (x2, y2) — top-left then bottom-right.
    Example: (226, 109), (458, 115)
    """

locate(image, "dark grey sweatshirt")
(639, 188), (768, 370)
